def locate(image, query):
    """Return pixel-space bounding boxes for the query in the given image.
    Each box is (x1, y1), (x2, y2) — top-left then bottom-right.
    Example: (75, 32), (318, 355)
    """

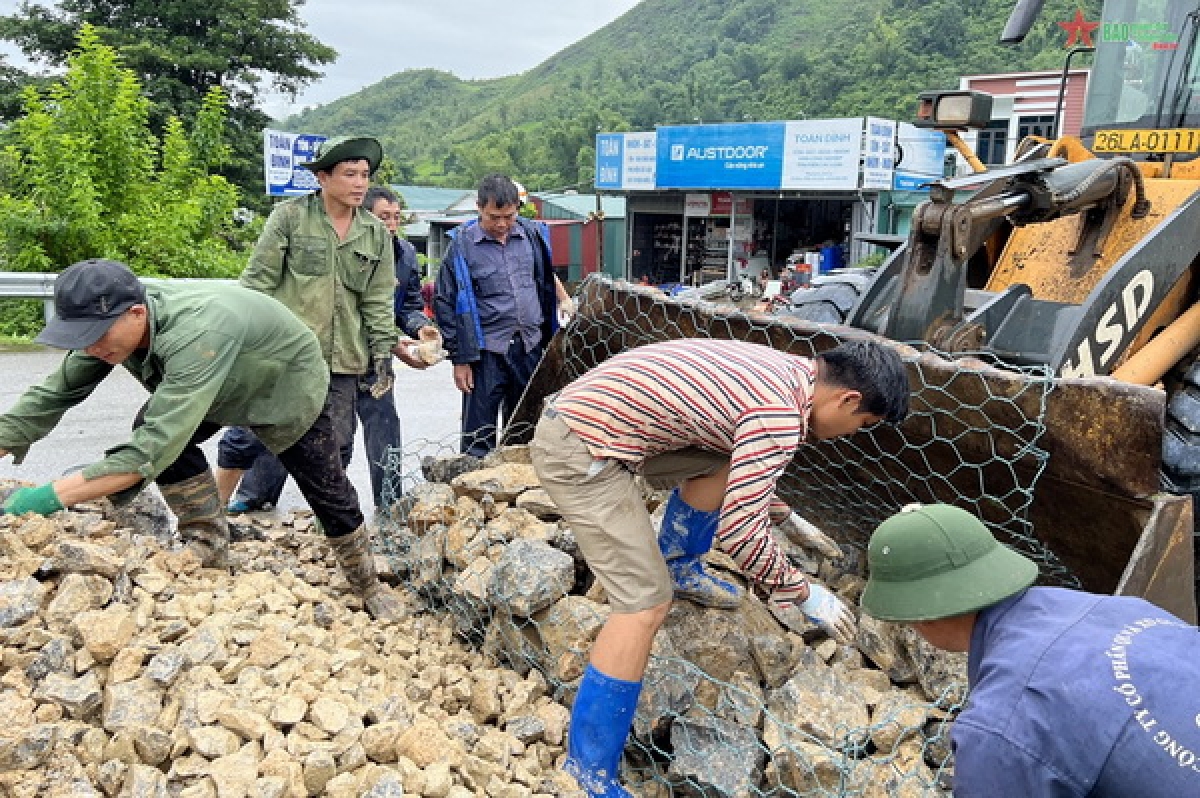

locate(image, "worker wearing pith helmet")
(860, 502), (1037, 623)
(861, 503), (1200, 798)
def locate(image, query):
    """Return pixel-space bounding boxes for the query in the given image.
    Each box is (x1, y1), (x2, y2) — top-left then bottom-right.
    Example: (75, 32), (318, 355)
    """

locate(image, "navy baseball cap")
(36, 259), (146, 350)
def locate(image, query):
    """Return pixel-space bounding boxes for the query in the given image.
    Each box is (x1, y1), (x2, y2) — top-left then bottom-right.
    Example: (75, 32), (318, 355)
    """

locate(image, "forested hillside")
(287, 0), (1102, 190)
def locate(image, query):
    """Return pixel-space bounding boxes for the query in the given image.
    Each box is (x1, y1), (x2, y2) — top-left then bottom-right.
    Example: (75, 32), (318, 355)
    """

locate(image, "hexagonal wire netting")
(375, 274), (1066, 797)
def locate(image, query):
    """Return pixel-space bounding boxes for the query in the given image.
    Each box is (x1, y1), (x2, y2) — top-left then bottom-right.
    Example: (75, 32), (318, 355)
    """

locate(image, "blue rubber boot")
(566, 664), (641, 798)
(657, 488), (743, 609)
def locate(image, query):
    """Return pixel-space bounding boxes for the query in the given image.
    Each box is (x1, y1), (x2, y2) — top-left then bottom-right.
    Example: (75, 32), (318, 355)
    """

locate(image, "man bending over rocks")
(529, 337), (910, 797)
(0, 259), (403, 620)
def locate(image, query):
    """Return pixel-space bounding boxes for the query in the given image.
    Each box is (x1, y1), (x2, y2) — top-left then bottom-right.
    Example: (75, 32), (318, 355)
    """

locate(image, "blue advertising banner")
(655, 123), (786, 189)
(263, 129), (326, 196)
(893, 123), (947, 191)
(595, 134), (624, 190)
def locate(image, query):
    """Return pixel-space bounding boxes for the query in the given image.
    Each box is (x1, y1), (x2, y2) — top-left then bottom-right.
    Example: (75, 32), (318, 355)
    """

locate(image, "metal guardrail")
(0, 272), (236, 321)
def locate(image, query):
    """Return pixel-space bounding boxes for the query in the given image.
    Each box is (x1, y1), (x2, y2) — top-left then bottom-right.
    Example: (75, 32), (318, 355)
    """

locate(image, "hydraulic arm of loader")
(857, 155), (1162, 369)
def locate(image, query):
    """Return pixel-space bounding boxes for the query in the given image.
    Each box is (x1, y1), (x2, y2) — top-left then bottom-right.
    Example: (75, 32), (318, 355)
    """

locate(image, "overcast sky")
(0, 0), (643, 119)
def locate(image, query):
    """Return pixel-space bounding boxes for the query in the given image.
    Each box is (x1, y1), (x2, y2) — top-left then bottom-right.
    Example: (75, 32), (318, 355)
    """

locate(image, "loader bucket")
(507, 275), (1196, 623)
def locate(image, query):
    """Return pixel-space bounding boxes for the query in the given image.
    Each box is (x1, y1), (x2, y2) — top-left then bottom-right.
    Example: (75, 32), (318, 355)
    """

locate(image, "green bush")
(0, 299), (46, 340)
(0, 25), (243, 280)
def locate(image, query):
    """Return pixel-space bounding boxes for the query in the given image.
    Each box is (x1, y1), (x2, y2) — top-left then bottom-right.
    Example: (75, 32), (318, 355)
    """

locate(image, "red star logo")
(1059, 8), (1100, 48)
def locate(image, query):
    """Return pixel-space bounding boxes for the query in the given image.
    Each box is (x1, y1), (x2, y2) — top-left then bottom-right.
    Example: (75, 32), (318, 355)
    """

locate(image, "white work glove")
(776, 512), (843, 559)
(556, 296), (575, 327)
(770, 582), (857, 644)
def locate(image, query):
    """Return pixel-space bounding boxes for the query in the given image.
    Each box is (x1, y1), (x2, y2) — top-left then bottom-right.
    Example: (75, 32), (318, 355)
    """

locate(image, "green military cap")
(301, 135), (382, 175)
(860, 503), (1038, 622)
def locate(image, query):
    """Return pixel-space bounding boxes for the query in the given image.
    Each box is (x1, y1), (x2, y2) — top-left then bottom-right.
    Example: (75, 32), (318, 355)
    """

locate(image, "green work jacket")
(0, 283), (329, 493)
(240, 192), (398, 375)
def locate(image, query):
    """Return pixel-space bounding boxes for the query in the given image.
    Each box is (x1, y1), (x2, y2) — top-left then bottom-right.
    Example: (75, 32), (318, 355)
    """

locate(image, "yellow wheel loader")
(512, 0), (1200, 622)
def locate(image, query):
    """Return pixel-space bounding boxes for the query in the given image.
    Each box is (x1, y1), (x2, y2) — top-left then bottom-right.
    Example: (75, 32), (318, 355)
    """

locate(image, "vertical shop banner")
(594, 134), (624, 189)
(780, 118), (864, 190)
(862, 117), (897, 190)
(264, 129), (325, 196)
(655, 123), (786, 190)
(595, 131), (657, 190)
(894, 123), (947, 191)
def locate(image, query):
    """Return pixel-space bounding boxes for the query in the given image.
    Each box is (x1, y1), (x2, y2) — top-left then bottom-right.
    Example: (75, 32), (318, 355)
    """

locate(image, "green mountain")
(285, 0), (1101, 191)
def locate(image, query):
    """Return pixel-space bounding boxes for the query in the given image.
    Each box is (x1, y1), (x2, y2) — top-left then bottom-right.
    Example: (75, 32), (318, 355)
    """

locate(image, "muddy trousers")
(142, 380), (364, 538)
(216, 375), (358, 515)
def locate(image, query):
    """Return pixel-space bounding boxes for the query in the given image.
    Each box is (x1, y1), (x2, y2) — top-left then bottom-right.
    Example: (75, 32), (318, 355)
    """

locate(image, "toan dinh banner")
(595, 117), (945, 193)
(263, 129), (327, 196)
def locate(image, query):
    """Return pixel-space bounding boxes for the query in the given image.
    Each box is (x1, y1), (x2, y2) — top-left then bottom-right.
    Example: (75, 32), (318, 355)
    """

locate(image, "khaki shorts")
(530, 411), (673, 613)
(642, 447), (730, 490)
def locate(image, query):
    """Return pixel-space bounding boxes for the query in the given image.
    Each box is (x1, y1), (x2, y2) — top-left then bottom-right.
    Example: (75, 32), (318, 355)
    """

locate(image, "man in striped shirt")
(530, 337), (909, 798)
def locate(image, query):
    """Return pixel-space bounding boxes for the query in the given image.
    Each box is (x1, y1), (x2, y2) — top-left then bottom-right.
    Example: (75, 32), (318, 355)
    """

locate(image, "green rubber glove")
(2, 483), (65, 516)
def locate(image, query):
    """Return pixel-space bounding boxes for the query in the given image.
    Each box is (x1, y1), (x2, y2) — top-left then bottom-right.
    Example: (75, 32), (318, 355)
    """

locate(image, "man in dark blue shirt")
(861, 503), (1200, 797)
(433, 174), (572, 457)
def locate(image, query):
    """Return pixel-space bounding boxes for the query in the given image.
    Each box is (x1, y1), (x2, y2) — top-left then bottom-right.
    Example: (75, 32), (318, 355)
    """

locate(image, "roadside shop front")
(597, 119), (946, 286)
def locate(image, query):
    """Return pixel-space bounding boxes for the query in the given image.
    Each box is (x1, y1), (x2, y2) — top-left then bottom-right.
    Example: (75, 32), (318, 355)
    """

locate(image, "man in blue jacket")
(433, 174), (572, 457)
(861, 503), (1200, 797)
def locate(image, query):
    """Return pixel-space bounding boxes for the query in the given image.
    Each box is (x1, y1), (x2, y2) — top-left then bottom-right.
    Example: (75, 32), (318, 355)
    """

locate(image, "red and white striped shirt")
(556, 338), (814, 600)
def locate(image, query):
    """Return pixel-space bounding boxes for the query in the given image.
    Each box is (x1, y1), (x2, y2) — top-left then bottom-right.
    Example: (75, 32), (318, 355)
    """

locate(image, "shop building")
(596, 118), (946, 286)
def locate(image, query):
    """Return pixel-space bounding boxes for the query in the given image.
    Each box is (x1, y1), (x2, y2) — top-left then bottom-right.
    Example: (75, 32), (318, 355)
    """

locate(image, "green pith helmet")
(860, 503), (1039, 622)
(301, 136), (382, 175)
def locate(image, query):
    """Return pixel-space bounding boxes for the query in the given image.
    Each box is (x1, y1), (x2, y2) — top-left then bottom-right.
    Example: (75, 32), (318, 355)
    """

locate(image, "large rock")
(0, 724), (55, 771)
(35, 671), (103, 719)
(25, 636), (75, 683)
(531, 596), (608, 682)
(421, 455), (486, 487)
(451, 464), (540, 504)
(634, 638), (700, 740)
(145, 647), (186, 688)
(49, 539), (123, 578)
(404, 483), (460, 534)
(897, 625), (968, 707)
(869, 688), (930, 752)
(46, 574), (113, 630)
(857, 615), (919, 684)
(73, 606), (136, 663)
(668, 715), (764, 798)
(119, 763), (169, 798)
(488, 540), (574, 617)
(763, 663), (871, 751)
(514, 489), (559, 519)
(0, 577), (46, 627)
(485, 508), (556, 545)
(102, 678), (164, 733)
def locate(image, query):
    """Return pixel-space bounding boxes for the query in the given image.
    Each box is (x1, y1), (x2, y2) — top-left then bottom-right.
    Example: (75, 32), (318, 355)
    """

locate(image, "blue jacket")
(952, 586), (1200, 797)
(393, 237), (428, 338)
(433, 216), (557, 365)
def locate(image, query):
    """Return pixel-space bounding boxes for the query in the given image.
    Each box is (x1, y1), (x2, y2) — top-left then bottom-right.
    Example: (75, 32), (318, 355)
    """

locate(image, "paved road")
(0, 348), (463, 513)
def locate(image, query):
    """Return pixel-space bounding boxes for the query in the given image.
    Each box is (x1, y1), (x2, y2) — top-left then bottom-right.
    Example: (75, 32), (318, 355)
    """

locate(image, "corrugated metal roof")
(391, 184), (475, 213)
(537, 193), (626, 221)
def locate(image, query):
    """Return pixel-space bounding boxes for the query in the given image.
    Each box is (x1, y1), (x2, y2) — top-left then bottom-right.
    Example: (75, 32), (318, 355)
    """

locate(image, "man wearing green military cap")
(862, 503), (1200, 797)
(213, 134), (408, 620)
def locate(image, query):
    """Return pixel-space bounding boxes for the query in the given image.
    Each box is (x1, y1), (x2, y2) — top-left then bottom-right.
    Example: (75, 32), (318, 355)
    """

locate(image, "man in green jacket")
(0, 258), (403, 620)
(214, 136), (403, 513)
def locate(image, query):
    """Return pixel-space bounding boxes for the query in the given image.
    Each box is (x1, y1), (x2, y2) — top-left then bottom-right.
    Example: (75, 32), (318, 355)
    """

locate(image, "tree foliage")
(0, 25), (244, 279)
(289, 0), (1101, 190)
(0, 0), (337, 202)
